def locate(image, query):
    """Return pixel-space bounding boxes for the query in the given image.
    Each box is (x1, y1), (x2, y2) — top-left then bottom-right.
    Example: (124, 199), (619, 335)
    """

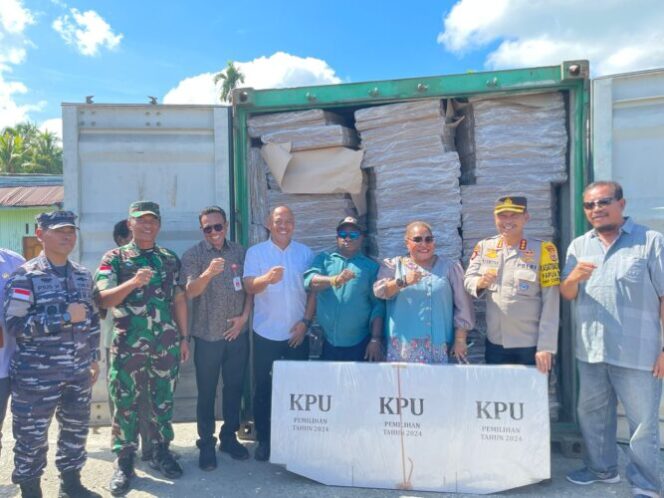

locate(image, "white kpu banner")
(270, 361), (550, 495)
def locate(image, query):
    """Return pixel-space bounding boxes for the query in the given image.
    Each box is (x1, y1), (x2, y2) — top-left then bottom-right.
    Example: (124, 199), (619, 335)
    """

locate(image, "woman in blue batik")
(373, 221), (475, 364)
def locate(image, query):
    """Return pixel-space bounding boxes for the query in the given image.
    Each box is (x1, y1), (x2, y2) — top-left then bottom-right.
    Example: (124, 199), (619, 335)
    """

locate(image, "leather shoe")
(197, 441), (217, 471)
(220, 437), (249, 460)
(254, 441), (270, 462)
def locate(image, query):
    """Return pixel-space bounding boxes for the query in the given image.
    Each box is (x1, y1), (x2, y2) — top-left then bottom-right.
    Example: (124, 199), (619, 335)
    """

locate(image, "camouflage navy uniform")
(4, 235), (99, 484)
(95, 240), (182, 457)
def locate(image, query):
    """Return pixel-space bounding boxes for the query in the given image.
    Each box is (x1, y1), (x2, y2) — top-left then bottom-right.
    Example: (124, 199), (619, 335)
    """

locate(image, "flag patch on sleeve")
(12, 288), (32, 301)
(98, 265), (112, 275)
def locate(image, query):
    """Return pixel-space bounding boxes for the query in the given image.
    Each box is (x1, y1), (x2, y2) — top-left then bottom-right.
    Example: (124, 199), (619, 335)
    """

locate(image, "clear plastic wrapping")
(355, 99), (443, 131)
(248, 109), (345, 138)
(261, 125), (359, 151)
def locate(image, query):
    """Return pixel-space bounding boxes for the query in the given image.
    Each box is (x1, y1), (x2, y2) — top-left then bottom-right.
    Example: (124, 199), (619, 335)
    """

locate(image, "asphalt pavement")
(0, 416), (645, 497)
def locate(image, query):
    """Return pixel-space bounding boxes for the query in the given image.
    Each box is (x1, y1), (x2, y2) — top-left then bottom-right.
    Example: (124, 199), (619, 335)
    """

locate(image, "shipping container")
(591, 67), (664, 444)
(62, 104), (232, 424)
(230, 60), (590, 448)
(62, 62), (591, 447)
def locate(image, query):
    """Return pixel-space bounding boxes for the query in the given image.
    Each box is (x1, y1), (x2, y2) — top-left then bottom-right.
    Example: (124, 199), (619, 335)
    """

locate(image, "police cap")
(494, 196), (527, 214)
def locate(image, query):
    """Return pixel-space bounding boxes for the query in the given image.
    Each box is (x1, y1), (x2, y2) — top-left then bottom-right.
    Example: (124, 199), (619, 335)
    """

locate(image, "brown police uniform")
(464, 235), (560, 352)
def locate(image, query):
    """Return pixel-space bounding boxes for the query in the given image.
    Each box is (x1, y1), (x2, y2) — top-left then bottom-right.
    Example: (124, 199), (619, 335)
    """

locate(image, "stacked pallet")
(355, 100), (463, 261)
(458, 92), (567, 390)
(460, 92), (567, 263)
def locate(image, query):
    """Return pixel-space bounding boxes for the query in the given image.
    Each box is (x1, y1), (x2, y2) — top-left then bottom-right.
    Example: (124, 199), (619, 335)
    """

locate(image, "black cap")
(494, 196), (527, 214)
(36, 210), (78, 230)
(336, 216), (363, 232)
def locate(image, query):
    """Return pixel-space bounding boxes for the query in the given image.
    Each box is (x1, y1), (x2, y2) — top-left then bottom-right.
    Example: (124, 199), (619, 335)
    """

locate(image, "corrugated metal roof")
(0, 185), (63, 207)
(0, 175), (63, 187)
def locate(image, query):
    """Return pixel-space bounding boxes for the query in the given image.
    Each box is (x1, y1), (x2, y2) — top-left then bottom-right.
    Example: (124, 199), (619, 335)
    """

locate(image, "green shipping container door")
(231, 60), (591, 449)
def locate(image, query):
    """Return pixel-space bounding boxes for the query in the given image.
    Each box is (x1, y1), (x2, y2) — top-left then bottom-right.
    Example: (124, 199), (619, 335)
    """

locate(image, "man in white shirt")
(243, 205), (315, 462)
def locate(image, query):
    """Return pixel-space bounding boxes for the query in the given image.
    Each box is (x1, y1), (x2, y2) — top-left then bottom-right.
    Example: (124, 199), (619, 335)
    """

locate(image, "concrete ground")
(0, 416), (647, 497)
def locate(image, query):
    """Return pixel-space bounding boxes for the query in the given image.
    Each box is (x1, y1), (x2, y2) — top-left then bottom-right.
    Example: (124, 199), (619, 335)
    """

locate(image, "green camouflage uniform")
(95, 241), (182, 456)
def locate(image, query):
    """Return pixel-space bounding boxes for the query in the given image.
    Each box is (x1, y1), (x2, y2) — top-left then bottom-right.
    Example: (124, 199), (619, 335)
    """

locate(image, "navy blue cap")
(36, 210), (79, 230)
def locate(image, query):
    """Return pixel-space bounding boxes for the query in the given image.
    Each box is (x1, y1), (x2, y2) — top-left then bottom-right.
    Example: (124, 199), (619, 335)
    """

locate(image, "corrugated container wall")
(592, 68), (664, 445)
(62, 104), (232, 424)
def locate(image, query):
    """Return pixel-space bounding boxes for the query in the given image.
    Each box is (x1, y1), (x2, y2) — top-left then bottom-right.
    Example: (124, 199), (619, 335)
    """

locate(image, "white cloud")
(0, 0), (35, 34)
(438, 0), (664, 76)
(53, 8), (122, 56)
(164, 51), (342, 104)
(0, 0), (41, 130)
(40, 117), (63, 140)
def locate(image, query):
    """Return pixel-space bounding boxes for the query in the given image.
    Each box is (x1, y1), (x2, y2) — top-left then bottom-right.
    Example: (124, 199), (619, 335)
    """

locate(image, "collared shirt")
(181, 239), (247, 341)
(304, 251), (385, 347)
(562, 217), (664, 371)
(244, 239), (314, 341)
(464, 235), (560, 352)
(0, 249), (25, 378)
(4, 253), (101, 378)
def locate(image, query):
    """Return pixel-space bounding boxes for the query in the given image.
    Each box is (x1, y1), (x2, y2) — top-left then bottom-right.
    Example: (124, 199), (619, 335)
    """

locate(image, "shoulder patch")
(539, 241), (560, 287)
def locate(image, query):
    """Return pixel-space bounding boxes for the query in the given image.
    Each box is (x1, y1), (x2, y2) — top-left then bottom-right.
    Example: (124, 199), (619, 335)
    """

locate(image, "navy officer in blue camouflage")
(3, 211), (101, 498)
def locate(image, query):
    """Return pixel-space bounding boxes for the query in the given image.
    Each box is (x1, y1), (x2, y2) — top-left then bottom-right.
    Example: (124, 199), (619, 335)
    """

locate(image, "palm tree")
(0, 130), (25, 173)
(22, 130), (63, 173)
(0, 123), (63, 174)
(214, 61), (245, 103)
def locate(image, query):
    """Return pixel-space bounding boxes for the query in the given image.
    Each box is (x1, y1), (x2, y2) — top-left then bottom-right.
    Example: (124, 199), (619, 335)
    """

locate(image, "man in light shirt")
(561, 181), (664, 498)
(243, 205), (315, 462)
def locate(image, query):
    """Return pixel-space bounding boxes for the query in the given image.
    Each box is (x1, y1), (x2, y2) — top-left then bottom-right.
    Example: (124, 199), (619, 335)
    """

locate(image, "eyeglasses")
(583, 197), (615, 210)
(202, 223), (225, 234)
(408, 236), (435, 244)
(337, 230), (361, 240)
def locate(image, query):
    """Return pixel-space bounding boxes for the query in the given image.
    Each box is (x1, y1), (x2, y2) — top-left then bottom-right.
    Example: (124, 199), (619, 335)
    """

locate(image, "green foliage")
(0, 122), (62, 174)
(213, 61), (246, 103)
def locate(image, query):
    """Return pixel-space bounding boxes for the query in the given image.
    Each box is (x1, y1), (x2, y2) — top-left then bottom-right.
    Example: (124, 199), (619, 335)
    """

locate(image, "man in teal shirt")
(304, 217), (384, 361)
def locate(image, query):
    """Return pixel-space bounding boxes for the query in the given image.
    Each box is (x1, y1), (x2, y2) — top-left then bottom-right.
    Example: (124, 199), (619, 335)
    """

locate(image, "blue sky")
(2, 0), (664, 135)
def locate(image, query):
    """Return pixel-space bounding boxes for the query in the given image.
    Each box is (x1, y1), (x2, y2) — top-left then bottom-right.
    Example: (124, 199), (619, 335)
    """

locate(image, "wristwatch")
(395, 277), (407, 289)
(301, 318), (312, 328)
(180, 335), (191, 343)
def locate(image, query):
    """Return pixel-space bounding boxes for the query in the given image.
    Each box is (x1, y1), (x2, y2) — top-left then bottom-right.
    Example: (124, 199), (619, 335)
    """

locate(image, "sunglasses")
(583, 197), (615, 210)
(202, 223), (225, 234)
(408, 236), (435, 244)
(337, 230), (361, 240)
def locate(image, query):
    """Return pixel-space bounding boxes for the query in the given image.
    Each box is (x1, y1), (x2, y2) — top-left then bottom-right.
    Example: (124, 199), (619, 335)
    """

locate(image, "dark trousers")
(0, 376), (9, 454)
(12, 367), (91, 483)
(194, 335), (249, 445)
(253, 332), (309, 443)
(320, 335), (370, 362)
(485, 339), (536, 366)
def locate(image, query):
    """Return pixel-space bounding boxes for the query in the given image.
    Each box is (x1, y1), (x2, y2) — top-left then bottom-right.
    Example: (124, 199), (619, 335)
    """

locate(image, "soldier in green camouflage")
(95, 201), (189, 497)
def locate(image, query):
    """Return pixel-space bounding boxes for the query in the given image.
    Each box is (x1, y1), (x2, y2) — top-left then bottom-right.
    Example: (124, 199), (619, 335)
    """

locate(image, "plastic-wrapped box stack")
(461, 92), (567, 264)
(247, 110), (360, 252)
(355, 100), (463, 261)
(459, 92), (567, 410)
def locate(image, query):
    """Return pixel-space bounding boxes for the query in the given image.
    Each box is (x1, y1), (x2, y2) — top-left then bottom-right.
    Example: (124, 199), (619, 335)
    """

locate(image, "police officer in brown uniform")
(464, 196), (560, 373)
